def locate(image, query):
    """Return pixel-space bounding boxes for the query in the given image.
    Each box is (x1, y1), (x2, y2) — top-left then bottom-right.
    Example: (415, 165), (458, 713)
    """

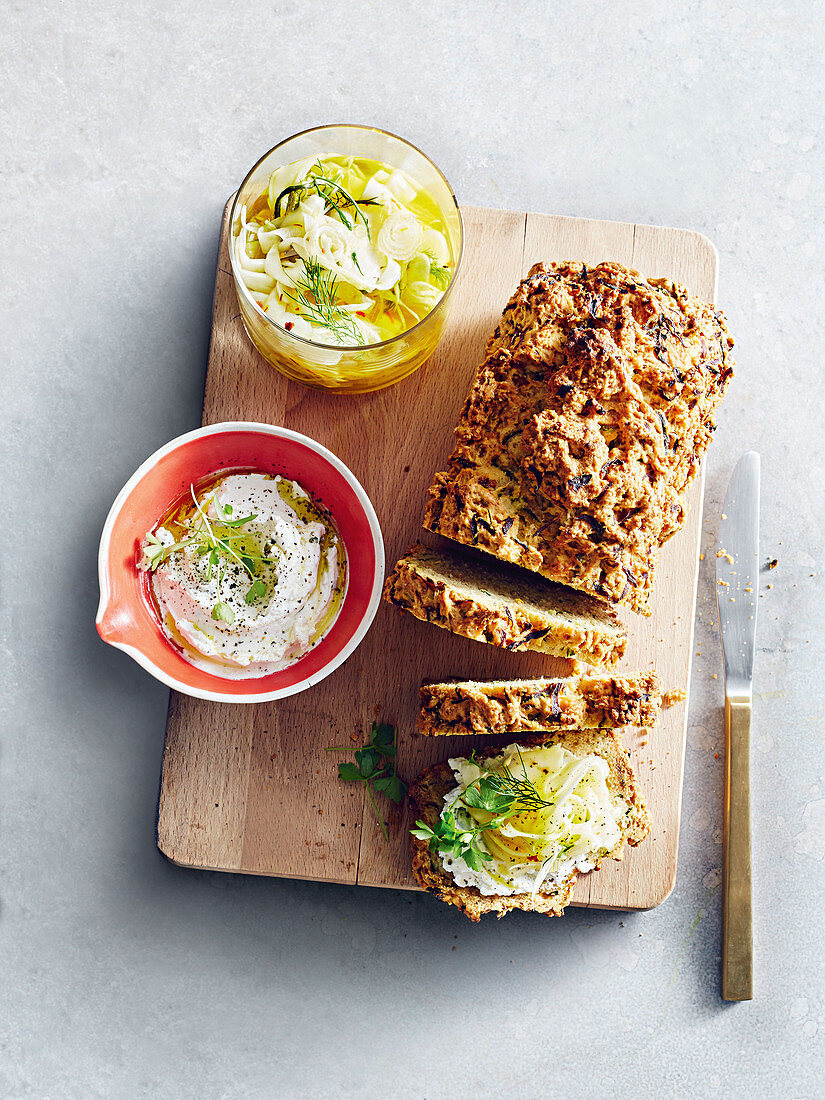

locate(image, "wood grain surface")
(156, 202), (718, 909)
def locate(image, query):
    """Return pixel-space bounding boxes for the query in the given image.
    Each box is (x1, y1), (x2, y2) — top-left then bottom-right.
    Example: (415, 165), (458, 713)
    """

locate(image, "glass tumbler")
(228, 125), (464, 394)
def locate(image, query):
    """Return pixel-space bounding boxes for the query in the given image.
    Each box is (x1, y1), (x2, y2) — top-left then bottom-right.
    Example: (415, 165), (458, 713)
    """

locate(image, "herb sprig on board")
(328, 721), (407, 840)
(412, 750), (553, 870)
(142, 485), (278, 621)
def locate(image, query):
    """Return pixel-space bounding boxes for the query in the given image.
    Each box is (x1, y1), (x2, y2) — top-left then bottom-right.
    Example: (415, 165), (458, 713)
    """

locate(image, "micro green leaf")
(411, 821), (436, 842)
(244, 578), (267, 604)
(211, 601), (235, 624)
(222, 512), (258, 528)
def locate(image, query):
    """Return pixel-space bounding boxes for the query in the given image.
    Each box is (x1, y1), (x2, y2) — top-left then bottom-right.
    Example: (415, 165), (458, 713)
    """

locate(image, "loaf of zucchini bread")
(423, 261), (734, 614)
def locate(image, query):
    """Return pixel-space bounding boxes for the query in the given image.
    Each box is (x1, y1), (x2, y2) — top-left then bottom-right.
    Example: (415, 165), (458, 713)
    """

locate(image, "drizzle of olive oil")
(273, 474), (347, 644)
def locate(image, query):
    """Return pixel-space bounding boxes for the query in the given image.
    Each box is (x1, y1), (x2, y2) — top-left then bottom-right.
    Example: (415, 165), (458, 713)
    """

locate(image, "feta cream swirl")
(139, 473), (345, 677)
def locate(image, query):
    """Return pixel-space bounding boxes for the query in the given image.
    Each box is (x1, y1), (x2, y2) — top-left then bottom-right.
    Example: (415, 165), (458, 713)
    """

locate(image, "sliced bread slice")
(384, 543), (626, 669)
(410, 729), (650, 921)
(419, 670), (662, 736)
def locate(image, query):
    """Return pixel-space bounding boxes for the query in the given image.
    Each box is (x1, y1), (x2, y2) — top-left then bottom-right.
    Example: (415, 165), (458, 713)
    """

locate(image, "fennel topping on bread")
(413, 741), (632, 898)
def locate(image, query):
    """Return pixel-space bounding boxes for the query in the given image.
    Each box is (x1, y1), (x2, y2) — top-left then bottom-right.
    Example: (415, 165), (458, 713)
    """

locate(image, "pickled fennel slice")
(232, 154), (454, 347)
(435, 743), (631, 897)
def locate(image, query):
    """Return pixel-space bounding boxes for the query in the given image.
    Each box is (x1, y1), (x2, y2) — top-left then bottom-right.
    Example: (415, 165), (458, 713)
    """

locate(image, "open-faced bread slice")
(419, 671), (662, 736)
(384, 543), (626, 669)
(410, 729), (650, 921)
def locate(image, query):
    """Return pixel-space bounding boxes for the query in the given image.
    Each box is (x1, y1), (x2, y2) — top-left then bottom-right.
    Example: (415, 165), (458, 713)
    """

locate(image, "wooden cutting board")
(157, 201), (717, 909)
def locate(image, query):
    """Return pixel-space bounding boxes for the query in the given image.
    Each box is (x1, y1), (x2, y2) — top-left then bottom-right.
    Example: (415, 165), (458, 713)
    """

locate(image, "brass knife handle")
(723, 696), (753, 1000)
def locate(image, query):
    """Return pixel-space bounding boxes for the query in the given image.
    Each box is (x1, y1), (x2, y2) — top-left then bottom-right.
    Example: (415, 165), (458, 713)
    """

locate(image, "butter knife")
(716, 451), (759, 1001)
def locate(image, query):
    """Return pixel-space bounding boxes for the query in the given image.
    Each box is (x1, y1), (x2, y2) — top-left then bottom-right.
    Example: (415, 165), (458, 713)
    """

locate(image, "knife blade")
(716, 451), (760, 1001)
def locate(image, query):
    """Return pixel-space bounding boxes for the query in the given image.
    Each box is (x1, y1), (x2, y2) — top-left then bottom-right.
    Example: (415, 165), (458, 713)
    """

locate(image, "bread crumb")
(662, 689), (686, 707)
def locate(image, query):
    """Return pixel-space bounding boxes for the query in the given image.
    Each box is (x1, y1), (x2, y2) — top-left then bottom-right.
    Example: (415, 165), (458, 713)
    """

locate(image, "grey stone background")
(2, 2), (823, 1097)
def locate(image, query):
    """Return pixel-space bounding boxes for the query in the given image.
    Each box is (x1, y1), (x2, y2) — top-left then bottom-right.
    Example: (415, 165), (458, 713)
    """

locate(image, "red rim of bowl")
(96, 422), (384, 702)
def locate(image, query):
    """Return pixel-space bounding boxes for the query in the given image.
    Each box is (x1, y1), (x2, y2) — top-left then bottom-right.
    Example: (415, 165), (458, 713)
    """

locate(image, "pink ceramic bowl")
(96, 422), (384, 702)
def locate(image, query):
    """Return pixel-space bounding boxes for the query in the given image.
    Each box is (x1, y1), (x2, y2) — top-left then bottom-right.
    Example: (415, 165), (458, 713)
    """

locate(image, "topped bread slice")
(419, 670), (662, 736)
(424, 261), (734, 614)
(384, 543), (627, 669)
(410, 728), (650, 921)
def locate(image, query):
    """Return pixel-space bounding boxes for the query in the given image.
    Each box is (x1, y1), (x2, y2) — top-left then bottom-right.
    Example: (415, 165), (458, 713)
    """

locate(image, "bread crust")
(383, 543), (626, 669)
(418, 671), (662, 736)
(424, 261), (734, 614)
(410, 729), (651, 920)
